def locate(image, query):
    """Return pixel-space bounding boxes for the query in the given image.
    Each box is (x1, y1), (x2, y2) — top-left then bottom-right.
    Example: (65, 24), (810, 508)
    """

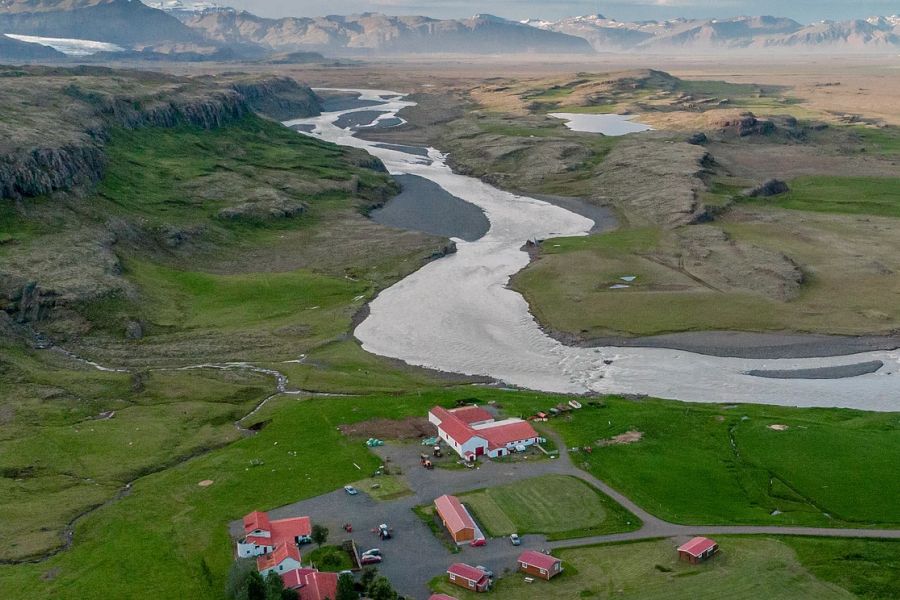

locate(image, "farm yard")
(461, 475), (639, 539)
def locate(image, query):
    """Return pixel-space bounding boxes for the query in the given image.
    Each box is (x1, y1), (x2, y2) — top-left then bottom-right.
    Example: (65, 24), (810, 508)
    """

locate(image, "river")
(285, 90), (900, 412)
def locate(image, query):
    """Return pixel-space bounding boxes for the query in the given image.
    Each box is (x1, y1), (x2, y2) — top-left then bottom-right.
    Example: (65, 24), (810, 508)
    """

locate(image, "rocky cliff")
(0, 69), (321, 200)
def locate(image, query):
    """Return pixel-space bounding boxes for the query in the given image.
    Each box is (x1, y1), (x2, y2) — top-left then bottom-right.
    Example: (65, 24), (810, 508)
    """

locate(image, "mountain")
(178, 10), (594, 55)
(0, 0), (202, 46)
(762, 19), (900, 49)
(0, 31), (66, 58)
(526, 14), (900, 52)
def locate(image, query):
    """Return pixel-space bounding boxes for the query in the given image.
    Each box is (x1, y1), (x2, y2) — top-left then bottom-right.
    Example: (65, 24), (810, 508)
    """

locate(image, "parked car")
(509, 533), (521, 546)
(360, 554), (383, 565)
(476, 566), (494, 579)
(361, 548), (381, 557)
(296, 535), (313, 545)
(470, 538), (486, 547)
(344, 485), (358, 495)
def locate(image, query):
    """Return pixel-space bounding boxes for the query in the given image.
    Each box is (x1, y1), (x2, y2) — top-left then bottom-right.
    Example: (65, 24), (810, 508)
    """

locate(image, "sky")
(218, 0), (900, 22)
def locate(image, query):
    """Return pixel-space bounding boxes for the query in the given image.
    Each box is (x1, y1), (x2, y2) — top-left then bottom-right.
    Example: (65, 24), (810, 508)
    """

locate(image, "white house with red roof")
(257, 543), (302, 577)
(428, 406), (541, 459)
(237, 510), (312, 558)
(282, 568), (338, 600)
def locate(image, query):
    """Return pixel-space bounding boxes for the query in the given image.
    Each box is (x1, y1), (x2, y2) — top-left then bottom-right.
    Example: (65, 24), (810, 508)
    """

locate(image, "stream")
(285, 90), (900, 412)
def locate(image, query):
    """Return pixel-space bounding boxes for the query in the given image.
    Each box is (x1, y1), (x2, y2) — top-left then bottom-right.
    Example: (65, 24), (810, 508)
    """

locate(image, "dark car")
(360, 554), (383, 565)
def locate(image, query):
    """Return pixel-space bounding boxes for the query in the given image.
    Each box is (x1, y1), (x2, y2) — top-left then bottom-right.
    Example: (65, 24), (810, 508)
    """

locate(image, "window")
(539, 568), (546, 575)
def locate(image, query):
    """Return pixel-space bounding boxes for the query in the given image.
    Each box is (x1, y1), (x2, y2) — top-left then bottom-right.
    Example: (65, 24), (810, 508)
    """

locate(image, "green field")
(748, 176), (900, 218)
(544, 397), (900, 527)
(430, 537), (900, 599)
(462, 475), (639, 539)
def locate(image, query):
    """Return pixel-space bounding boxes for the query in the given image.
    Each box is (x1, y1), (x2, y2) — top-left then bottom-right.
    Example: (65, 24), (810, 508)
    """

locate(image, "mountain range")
(523, 14), (900, 52)
(0, 0), (898, 61)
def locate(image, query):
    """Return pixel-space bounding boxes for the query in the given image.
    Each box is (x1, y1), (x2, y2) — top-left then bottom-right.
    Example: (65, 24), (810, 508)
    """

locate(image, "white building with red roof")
(257, 543), (302, 577)
(237, 510), (312, 558)
(428, 406), (541, 459)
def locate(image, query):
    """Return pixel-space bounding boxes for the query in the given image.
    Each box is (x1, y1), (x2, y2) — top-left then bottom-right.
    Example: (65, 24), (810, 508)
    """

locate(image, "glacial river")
(285, 91), (900, 412)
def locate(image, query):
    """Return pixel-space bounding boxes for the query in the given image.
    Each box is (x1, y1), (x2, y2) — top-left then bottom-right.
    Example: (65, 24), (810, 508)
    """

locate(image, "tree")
(336, 573), (357, 600)
(264, 570), (287, 600)
(312, 523), (329, 547)
(246, 570), (267, 600)
(226, 559), (257, 600)
(366, 576), (397, 600)
(359, 566), (377, 591)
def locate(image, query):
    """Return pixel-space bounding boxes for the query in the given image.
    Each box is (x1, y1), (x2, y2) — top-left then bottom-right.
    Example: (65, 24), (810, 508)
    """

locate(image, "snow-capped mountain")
(525, 14), (900, 52)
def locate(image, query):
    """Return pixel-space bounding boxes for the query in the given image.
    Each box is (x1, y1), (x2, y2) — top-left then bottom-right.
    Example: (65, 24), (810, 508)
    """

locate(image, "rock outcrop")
(0, 70), (322, 201)
(746, 178), (790, 197)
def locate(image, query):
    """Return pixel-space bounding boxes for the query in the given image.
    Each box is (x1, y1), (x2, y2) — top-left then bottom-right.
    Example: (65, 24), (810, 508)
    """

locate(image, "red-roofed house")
(280, 568), (338, 600)
(429, 406), (540, 459)
(257, 543), (302, 577)
(518, 550), (562, 580)
(237, 511), (312, 558)
(677, 537), (719, 564)
(446, 563), (490, 592)
(434, 494), (477, 544)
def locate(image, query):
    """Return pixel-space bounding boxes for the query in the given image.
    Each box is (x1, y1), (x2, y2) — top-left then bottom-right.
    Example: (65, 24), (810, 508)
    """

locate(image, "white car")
(344, 485), (359, 495)
(510, 533), (521, 546)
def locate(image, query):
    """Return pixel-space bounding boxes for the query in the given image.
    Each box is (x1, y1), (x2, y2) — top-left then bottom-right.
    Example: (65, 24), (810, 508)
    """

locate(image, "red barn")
(517, 550), (562, 580)
(446, 563), (490, 592)
(677, 537), (719, 564)
(434, 494), (477, 544)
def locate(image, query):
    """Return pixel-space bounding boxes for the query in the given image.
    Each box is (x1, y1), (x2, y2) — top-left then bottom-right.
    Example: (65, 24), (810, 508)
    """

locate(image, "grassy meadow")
(430, 536), (900, 599)
(462, 474), (640, 539)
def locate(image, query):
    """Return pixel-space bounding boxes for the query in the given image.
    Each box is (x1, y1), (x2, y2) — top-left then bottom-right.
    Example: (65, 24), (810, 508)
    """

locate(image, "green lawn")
(306, 545), (353, 572)
(462, 474), (639, 539)
(545, 397), (900, 527)
(430, 537), (873, 599)
(750, 176), (900, 218)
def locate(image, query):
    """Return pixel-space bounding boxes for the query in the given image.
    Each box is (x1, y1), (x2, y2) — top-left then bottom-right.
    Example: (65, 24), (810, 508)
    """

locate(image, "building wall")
(486, 436), (540, 458)
(236, 540), (274, 558)
(259, 557), (302, 578)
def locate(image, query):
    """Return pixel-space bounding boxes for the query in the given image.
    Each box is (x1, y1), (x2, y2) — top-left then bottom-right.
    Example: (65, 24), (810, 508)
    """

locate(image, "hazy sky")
(220, 1), (900, 22)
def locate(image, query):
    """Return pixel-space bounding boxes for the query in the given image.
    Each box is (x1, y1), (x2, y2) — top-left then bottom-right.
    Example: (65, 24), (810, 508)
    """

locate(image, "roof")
(429, 595), (460, 600)
(281, 568), (317, 590)
(434, 495), (476, 535)
(447, 563), (488, 583)
(256, 543), (301, 572)
(518, 550), (560, 571)
(271, 516), (312, 540)
(678, 537), (718, 557)
(430, 407), (479, 445)
(243, 510), (271, 534)
(297, 571), (338, 600)
(448, 406), (494, 424)
(242, 535), (275, 547)
(478, 420), (539, 449)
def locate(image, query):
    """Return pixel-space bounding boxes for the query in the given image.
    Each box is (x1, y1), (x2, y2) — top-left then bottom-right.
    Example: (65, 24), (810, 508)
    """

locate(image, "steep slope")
(182, 10), (593, 54)
(0, 0), (201, 46)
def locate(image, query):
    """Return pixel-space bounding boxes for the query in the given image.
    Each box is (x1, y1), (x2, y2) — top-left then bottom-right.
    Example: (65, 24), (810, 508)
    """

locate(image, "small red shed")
(446, 563), (490, 592)
(517, 550), (562, 580)
(677, 537), (719, 564)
